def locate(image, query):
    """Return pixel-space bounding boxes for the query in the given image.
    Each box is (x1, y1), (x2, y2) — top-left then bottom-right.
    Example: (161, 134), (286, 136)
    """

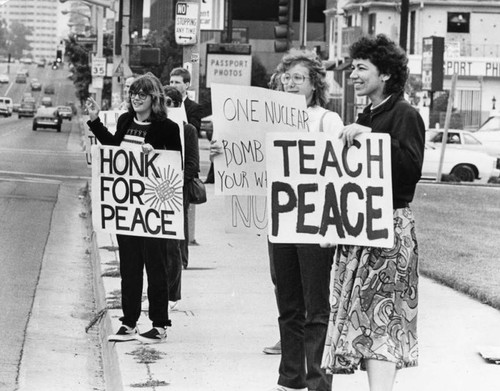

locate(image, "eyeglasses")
(280, 73), (310, 85)
(129, 91), (149, 100)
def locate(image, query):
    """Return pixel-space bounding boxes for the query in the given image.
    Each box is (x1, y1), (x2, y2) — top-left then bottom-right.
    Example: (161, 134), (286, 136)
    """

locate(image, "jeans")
(116, 234), (172, 328)
(270, 242), (334, 391)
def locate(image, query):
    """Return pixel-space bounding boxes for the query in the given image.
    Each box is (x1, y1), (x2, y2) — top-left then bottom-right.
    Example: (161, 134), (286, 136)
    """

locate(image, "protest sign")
(91, 145), (184, 239)
(84, 110), (126, 165)
(267, 132), (394, 248)
(224, 195), (267, 234)
(211, 83), (308, 196)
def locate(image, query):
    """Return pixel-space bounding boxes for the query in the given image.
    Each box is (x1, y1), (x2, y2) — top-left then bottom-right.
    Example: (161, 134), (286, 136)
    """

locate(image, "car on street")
(30, 78), (42, 91)
(18, 101), (36, 118)
(0, 102), (11, 117)
(0, 96), (13, 114)
(471, 113), (500, 156)
(57, 105), (73, 121)
(12, 103), (20, 113)
(15, 72), (27, 83)
(0, 74), (9, 83)
(422, 142), (500, 182)
(41, 96), (53, 107)
(32, 107), (62, 132)
(426, 129), (486, 153)
(43, 83), (55, 94)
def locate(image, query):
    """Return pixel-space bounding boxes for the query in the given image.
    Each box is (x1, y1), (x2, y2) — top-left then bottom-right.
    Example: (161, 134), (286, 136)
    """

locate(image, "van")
(0, 96), (13, 114)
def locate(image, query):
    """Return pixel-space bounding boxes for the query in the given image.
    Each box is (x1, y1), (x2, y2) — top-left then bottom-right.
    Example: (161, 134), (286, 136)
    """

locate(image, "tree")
(65, 35), (92, 105)
(7, 21), (31, 59)
(143, 21), (182, 83)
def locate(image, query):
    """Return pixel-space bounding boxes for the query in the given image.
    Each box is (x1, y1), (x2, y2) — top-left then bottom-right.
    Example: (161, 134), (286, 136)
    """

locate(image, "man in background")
(169, 67), (202, 134)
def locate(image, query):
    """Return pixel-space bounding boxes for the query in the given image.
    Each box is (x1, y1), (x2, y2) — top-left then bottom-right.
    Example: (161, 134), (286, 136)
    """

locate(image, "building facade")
(324, 0), (500, 127)
(0, 0), (60, 61)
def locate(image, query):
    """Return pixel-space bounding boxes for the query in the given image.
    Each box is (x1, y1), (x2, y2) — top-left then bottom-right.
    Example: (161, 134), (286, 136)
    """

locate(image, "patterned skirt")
(321, 207), (419, 374)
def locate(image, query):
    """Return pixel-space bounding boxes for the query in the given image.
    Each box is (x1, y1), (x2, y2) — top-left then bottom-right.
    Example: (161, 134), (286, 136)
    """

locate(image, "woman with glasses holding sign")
(268, 49), (343, 391)
(321, 35), (425, 391)
(86, 72), (182, 344)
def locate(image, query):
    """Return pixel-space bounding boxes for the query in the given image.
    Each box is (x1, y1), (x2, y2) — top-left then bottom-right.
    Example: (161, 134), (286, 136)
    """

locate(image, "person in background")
(321, 34), (425, 391)
(163, 85), (200, 305)
(268, 49), (343, 391)
(86, 73), (182, 344)
(118, 75), (135, 110)
(169, 67), (203, 134)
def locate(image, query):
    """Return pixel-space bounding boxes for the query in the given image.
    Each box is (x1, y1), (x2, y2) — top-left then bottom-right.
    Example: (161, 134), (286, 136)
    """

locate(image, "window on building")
(368, 13), (376, 35)
(447, 12), (470, 33)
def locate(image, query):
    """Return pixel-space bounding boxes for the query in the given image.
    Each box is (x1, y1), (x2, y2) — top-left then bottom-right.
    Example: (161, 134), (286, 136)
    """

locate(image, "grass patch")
(413, 183), (500, 310)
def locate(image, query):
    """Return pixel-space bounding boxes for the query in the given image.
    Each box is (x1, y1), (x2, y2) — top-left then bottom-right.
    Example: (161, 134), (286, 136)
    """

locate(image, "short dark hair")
(163, 85), (183, 107)
(170, 67), (191, 83)
(349, 34), (409, 95)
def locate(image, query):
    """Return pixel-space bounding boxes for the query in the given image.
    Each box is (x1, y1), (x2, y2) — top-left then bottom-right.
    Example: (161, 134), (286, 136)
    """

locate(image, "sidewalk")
(91, 142), (500, 391)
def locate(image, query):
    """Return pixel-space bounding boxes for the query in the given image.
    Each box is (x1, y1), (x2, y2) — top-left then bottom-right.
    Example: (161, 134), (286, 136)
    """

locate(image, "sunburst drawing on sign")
(144, 165), (183, 212)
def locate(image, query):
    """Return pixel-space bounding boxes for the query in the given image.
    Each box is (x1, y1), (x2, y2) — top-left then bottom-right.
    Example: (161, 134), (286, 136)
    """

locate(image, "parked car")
(41, 96), (53, 107)
(30, 78), (42, 91)
(66, 101), (78, 115)
(201, 115), (213, 140)
(422, 142), (500, 182)
(57, 105), (73, 121)
(426, 129), (486, 153)
(471, 113), (500, 156)
(18, 101), (36, 118)
(33, 107), (62, 132)
(0, 74), (9, 84)
(0, 102), (11, 117)
(43, 83), (55, 94)
(36, 59), (46, 67)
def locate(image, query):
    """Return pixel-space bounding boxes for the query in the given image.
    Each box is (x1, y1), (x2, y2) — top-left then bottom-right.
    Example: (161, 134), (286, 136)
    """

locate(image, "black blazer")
(87, 112), (182, 152)
(184, 97), (202, 132)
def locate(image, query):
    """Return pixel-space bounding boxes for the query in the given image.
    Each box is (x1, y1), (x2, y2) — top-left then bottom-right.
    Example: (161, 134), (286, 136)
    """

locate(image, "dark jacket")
(183, 122), (200, 182)
(87, 112), (182, 152)
(184, 97), (202, 132)
(356, 92), (425, 208)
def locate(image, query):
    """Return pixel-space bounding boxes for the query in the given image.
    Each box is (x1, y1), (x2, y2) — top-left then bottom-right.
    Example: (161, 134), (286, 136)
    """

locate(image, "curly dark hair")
(349, 34), (409, 95)
(128, 72), (168, 121)
(276, 49), (329, 108)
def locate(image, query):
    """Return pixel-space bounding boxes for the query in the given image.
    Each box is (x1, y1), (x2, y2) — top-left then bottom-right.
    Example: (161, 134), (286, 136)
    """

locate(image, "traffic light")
(274, 0), (293, 52)
(56, 49), (62, 63)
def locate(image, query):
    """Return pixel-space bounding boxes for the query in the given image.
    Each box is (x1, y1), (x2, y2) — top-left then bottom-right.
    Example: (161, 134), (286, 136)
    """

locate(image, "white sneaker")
(136, 327), (167, 344)
(108, 325), (138, 342)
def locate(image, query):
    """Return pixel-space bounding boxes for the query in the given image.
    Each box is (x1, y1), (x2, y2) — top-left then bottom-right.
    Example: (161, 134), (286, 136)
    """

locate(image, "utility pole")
(299, 0), (307, 49)
(399, 0), (409, 51)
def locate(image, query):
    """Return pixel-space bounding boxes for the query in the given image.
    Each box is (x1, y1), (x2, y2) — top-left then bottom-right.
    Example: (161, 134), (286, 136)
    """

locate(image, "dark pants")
(270, 242), (334, 391)
(116, 234), (172, 328)
(166, 239), (182, 301)
(180, 190), (190, 268)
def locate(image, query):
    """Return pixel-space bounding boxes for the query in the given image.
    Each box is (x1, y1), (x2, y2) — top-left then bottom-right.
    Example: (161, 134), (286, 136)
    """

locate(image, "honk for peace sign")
(91, 145), (184, 239)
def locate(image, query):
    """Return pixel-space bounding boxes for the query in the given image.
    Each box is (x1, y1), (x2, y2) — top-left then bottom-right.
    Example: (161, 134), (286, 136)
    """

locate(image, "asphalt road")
(0, 62), (96, 390)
